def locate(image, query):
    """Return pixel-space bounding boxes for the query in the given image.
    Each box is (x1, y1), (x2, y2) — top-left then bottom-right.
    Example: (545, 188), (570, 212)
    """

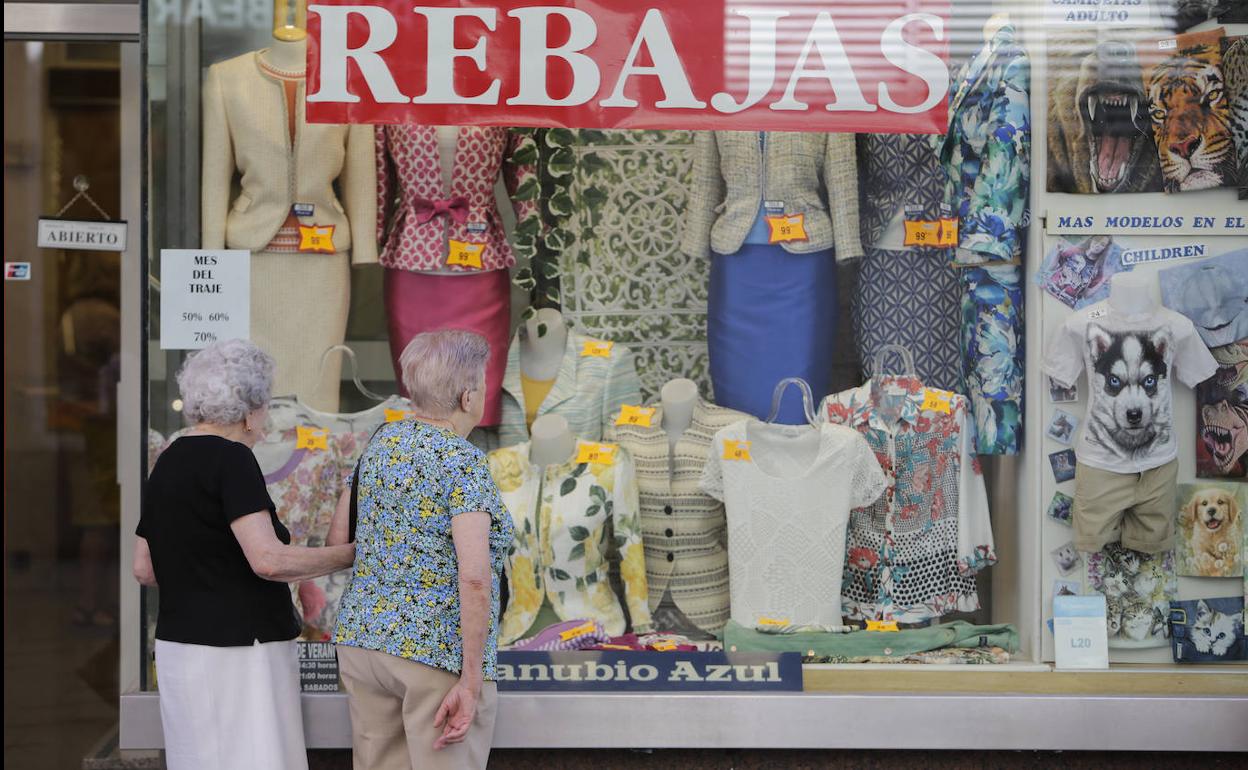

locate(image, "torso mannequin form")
(660, 379), (698, 453)
(1107, 272), (1157, 315)
(259, 37), (305, 72)
(529, 414), (576, 468)
(519, 308), (568, 382)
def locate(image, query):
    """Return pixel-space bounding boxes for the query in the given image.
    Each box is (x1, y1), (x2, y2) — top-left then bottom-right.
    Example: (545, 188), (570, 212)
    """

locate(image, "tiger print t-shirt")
(1044, 299), (1218, 474)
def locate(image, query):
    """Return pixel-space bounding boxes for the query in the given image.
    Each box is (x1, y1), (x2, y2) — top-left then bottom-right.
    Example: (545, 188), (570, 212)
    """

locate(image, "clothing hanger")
(317, 344), (387, 403)
(869, 344), (921, 404)
(765, 377), (820, 429)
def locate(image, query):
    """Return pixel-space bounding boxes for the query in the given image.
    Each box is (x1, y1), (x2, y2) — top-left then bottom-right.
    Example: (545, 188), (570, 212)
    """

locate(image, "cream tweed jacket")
(201, 51), (377, 262)
(680, 131), (863, 261)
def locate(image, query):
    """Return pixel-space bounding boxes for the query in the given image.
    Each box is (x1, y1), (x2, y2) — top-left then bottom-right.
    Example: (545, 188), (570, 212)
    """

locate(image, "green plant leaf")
(569, 542), (585, 560)
(569, 525), (590, 541)
(559, 477), (577, 496)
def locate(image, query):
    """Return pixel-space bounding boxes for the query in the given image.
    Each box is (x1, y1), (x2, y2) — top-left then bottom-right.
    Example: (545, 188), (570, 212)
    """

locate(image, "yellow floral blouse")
(488, 442), (651, 644)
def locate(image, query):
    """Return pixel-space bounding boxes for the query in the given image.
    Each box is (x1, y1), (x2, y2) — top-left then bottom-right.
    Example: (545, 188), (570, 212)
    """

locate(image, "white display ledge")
(121, 689), (1248, 752)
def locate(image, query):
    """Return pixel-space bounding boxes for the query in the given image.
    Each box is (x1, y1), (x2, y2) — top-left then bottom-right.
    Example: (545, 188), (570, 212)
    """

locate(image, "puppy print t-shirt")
(1044, 300), (1218, 473)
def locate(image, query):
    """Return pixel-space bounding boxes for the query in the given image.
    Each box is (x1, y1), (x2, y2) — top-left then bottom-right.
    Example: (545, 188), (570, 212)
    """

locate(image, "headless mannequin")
(660, 378), (698, 452)
(983, 11), (1011, 41)
(520, 308), (568, 381)
(1107, 271), (1157, 316)
(529, 414), (576, 467)
(259, 36), (305, 73)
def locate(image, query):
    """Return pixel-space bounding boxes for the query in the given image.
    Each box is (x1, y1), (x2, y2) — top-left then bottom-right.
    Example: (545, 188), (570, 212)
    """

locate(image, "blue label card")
(496, 651), (803, 692)
(1054, 595), (1109, 670)
(292, 203), (315, 217)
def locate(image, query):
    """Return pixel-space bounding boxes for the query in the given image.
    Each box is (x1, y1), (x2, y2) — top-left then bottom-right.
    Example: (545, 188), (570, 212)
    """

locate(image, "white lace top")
(700, 420), (887, 632)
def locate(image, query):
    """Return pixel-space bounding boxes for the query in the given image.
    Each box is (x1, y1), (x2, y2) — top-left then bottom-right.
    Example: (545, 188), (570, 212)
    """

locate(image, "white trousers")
(156, 639), (309, 770)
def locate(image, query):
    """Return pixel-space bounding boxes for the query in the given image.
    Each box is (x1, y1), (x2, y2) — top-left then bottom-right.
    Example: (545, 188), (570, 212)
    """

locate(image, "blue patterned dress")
(936, 25), (1031, 455)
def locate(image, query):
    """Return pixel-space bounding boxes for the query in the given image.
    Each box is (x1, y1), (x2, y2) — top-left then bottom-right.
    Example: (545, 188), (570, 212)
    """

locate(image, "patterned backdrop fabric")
(555, 130), (709, 400)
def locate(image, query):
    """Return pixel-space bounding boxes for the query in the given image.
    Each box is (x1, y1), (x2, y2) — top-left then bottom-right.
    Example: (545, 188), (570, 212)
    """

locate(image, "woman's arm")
(231, 511), (355, 582)
(433, 511), (492, 749)
(132, 536), (157, 586)
(327, 488), (351, 547)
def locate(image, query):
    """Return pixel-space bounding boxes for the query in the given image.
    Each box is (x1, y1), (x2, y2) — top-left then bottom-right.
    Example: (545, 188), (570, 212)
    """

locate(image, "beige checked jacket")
(201, 51), (376, 261)
(680, 131), (863, 261)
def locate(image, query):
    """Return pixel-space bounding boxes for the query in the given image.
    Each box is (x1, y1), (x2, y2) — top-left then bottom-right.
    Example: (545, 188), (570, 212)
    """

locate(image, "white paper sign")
(160, 249), (249, 350)
(1044, 0), (1157, 27)
(1053, 595), (1110, 670)
(37, 218), (128, 252)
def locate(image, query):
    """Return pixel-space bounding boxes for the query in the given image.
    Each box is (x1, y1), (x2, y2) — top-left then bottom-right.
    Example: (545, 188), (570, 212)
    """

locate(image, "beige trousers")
(337, 645), (497, 770)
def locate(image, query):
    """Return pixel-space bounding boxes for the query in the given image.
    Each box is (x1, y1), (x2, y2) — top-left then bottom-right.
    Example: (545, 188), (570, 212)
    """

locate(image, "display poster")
(495, 651), (803, 691)
(305, 0), (952, 134)
(159, 249), (250, 350)
(37, 218), (128, 252)
(299, 641), (341, 691)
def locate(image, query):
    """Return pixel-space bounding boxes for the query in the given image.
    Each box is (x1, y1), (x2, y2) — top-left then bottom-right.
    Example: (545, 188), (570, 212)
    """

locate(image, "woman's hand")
(432, 678), (480, 749)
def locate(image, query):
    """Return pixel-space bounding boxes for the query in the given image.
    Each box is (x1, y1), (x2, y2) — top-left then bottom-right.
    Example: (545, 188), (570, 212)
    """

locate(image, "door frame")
(5, 1), (144, 695)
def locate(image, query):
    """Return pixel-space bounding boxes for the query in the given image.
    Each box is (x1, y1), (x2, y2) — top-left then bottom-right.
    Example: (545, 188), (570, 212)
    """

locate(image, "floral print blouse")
(822, 376), (996, 623)
(937, 24), (1031, 267)
(334, 420), (512, 680)
(488, 442), (651, 645)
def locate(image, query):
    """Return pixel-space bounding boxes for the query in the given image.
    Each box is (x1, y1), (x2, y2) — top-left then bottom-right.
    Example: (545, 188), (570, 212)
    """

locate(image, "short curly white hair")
(176, 338), (274, 425)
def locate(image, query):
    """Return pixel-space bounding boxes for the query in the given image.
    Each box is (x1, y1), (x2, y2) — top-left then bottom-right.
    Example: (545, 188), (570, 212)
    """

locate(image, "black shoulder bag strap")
(348, 424), (386, 543)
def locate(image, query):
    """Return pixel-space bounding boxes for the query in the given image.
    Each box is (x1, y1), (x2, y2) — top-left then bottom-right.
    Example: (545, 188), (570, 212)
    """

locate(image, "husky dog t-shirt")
(1044, 301), (1218, 474)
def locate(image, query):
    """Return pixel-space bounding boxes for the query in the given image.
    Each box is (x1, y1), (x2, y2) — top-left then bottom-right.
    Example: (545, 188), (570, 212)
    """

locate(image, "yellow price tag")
(937, 217), (958, 247)
(757, 616), (791, 628)
(652, 642), (677, 651)
(559, 621), (597, 641)
(903, 219), (941, 247)
(615, 405), (656, 427)
(598, 643), (633, 650)
(298, 224), (336, 253)
(384, 408), (413, 423)
(722, 439), (752, 461)
(295, 426), (329, 451)
(766, 213), (809, 244)
(575, 442), (617, 465)
(446, 240), (485, 269)
(580, 340), (614, 358)
(865, 620), (900, 632)
(920, 388), (954, 414)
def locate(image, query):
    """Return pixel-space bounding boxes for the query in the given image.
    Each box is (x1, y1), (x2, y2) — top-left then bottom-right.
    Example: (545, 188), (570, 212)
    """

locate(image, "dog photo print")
(1175, 482), (1245, 577)
(1195, 340), (1248, 479)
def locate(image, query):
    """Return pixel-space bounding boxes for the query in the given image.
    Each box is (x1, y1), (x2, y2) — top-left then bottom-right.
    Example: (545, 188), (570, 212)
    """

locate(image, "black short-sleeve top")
(138, 435), (300, 646)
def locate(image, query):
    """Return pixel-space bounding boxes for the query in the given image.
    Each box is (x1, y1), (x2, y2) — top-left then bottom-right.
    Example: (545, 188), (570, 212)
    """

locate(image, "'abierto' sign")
(306, 0), (951, 134)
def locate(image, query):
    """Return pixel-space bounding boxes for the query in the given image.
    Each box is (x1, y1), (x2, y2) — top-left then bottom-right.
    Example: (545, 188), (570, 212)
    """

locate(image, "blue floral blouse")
(334, 420), (513, 679)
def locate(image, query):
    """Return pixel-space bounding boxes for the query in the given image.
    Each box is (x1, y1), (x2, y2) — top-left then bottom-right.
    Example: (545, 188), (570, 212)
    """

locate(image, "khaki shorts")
(1073, 459), (1178, 553)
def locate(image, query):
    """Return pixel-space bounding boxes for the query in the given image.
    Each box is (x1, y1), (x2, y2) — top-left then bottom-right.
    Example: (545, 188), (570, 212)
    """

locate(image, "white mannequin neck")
(660, 378), (698, 447)
(260, 38), (306, 76)
(520, 308), (568, 381)
(530, 414), (575, 467)
(1108, 272), (1156, 316)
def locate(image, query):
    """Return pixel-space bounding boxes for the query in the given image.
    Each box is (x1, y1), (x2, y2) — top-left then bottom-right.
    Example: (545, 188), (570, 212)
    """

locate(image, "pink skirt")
(384, 268), (511, 427)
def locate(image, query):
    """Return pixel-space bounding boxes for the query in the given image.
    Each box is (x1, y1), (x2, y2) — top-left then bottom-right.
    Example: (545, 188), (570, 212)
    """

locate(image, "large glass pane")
(3, 39), (124, 769)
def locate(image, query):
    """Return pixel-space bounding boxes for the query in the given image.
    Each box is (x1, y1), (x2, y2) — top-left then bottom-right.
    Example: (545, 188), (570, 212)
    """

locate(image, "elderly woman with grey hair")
(132, 339), (354, 770)
(330, 329), (513, 770)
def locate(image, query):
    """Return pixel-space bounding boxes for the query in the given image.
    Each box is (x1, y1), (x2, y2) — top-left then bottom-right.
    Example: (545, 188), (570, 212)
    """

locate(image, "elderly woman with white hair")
(330, 329), (513, 770)
(132, 339), (354, 770)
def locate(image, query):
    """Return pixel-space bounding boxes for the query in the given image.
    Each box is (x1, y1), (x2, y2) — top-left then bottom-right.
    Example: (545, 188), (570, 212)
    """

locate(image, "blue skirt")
(708, 245), (838, 424)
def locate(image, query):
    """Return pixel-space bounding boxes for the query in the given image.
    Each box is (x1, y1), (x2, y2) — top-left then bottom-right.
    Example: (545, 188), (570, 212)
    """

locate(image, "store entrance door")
(4, 13), (141, 765)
